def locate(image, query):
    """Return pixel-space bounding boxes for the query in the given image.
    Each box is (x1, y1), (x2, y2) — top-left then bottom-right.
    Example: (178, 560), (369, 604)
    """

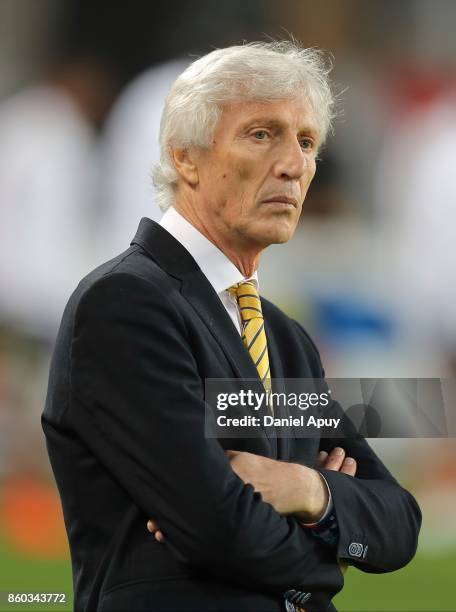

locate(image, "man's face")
(193, 97), (319, 251)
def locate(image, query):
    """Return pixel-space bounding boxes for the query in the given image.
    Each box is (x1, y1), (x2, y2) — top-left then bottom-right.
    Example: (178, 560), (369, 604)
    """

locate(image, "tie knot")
(229, 281), (263, 321)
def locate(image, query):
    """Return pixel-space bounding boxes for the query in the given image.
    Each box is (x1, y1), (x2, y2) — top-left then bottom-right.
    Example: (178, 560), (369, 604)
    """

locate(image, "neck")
(173, 200), (262, 278)
(220, 248), (261, 278)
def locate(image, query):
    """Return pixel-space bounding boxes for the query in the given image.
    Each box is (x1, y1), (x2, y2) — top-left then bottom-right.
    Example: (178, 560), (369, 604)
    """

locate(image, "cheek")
(302, 162), (316, 190)
(217, 161), (256, 206)
(227, 148), (261, 183)
(208, 149), (264, 211)
(309, 159), (317, 179)
(236, 159), (255, 183)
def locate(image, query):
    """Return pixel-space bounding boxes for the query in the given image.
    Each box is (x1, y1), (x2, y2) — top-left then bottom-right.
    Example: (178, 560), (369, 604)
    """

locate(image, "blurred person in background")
(98, 59), (188, 259)
(43, 41), (421, 612)
(374, 69), (456, 376)
(0, 52), (114, 341)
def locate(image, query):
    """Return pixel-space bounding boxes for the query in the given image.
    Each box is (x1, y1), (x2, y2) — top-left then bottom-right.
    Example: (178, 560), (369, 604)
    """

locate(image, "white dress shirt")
(160, 206), (258, 334)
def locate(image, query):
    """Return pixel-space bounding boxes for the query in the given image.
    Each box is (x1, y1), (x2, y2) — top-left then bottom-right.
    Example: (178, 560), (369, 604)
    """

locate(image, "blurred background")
(0, 0), (455, 610)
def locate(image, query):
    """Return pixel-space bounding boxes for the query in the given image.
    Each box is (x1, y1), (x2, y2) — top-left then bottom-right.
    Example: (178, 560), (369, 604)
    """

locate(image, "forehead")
(216, 98), (319, 138)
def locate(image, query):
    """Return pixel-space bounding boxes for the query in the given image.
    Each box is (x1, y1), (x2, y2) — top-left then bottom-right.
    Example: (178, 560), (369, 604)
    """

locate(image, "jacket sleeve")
(69, 272), (343, 609)
(318, 435), (421, 573)
(293, 321), (422, 573)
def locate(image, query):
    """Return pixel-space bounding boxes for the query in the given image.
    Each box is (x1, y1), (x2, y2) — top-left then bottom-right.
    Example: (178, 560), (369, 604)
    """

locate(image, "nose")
(273, 138), (313, 181)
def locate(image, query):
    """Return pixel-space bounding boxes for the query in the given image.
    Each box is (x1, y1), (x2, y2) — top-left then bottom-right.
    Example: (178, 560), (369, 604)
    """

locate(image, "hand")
(227, 450), (316, 516)
(226, 450), (329, 522)
(226, 446), (357, 523)
(314, 447), (357, 477)
(147, 518), (165, 543)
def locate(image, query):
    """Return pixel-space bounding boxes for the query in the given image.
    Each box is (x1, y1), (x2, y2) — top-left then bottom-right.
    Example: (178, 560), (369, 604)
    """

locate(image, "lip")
(261, 195), (298, 208)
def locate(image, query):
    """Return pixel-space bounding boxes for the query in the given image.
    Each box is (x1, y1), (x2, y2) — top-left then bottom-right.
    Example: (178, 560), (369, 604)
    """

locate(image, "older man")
(43, 42), (421, 612)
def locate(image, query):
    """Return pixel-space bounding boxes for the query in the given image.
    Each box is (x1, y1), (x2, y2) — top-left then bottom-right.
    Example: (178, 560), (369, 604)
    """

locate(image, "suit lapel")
(180, 270), (262, 381)
(131, 218), (276, 448)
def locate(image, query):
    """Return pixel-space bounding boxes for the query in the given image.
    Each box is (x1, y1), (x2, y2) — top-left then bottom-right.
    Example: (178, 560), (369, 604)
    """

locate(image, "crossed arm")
(147, 446), (357, 542)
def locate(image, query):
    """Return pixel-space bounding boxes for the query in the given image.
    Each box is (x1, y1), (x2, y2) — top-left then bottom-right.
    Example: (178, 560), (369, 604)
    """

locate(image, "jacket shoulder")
(75, 245), (171, 298)
(57, 245), (179, 339)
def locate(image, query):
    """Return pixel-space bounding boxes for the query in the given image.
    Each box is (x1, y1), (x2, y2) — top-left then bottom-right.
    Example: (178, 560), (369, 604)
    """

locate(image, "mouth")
(261, 195), (298, 209)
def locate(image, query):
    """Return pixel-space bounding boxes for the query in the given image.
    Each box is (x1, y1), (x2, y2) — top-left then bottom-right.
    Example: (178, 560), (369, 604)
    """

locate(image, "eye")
(299, 137), (314, 151)
(252, 130), (269, 140)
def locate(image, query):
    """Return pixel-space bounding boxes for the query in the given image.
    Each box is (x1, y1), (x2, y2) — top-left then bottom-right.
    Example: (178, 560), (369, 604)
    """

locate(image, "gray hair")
(153, 41), (336, 211)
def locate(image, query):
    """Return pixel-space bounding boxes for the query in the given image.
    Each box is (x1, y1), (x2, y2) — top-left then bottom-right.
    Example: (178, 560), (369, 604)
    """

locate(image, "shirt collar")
(159, 206), (258, 295)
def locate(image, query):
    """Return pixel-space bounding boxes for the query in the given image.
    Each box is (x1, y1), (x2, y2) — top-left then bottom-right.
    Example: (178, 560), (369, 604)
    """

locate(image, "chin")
(265, 219), (297, 245)
(257, 227), (294, 246)
(271, 232), (293, 245)
(240, 217), (297, 248)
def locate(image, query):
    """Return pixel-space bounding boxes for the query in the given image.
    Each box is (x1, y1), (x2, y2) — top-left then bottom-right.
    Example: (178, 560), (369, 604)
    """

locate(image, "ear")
(171, 147), (199, 186)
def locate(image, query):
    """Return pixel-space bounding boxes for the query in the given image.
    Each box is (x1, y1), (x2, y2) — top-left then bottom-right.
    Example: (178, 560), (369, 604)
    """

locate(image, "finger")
(225, 450), (238, 459)
(155, 531), (165, 543)
(314, 451), (328, 468)
(340, 457), (357, 477)
(324, 447), (345, 471)
(147, 520), (159, 533)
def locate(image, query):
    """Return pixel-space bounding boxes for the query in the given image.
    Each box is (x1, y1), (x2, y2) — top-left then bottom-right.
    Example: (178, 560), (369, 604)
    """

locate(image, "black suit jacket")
(42, 218), (421, 612)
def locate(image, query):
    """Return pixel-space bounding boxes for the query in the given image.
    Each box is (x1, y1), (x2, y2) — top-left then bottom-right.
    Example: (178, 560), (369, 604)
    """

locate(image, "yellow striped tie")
(230, 281), (272, 397)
